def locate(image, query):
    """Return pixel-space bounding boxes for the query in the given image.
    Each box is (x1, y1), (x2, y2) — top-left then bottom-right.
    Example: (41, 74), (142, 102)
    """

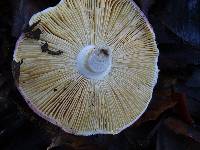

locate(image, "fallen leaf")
(153, 0), (200, 47)
(164, 118), (200, 143)
(156, 118), (200, 150)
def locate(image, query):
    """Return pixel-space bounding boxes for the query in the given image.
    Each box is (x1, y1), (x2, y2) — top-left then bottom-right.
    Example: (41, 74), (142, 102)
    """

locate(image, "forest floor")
(0, 0), (200, 150)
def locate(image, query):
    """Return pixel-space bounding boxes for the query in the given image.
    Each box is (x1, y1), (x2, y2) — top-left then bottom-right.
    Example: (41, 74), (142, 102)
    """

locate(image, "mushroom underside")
(13, 0), (159, 135)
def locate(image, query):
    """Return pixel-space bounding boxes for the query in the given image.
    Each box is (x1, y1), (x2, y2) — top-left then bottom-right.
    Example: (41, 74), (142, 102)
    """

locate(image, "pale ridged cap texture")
(13, 0), (159, 135)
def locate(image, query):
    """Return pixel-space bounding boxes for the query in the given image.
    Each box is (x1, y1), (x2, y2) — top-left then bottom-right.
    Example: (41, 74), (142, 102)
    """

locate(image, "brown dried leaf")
(134, 88), (193, 126)
(135, 100), (177, 126)
(172, 92), (194, 125)
(164, 118), (200, 143)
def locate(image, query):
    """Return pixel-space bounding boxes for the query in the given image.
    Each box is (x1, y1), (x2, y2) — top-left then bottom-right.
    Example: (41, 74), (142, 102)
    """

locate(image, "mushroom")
(13, 0), (159, 135)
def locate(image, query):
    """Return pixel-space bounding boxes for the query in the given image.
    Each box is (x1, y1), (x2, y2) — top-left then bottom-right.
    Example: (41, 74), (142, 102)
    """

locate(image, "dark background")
(0, 0), (200, 149)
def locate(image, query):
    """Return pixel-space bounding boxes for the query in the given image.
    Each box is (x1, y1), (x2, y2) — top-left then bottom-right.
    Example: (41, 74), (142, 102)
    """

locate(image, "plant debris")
(41, 42), (63, 55)
(11, 59), (23, 85)
(24, 20), (41, 40)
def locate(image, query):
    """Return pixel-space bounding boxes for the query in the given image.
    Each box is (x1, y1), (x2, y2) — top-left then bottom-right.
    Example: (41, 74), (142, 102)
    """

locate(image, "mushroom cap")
(13, 0), (159, 135)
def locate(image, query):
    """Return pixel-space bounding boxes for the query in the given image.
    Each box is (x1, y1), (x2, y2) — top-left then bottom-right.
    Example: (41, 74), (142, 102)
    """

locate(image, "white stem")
(87, 48), (111, 73)
(77, 45), (112, 80)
